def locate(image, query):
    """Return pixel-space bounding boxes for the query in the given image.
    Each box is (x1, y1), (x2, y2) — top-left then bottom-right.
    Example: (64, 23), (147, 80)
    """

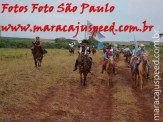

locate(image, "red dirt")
(3, 54), (161, 122)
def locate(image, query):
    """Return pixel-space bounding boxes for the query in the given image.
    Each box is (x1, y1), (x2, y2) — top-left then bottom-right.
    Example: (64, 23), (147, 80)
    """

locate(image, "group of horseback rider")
(72, 40), (116, 74)
(123, 44), (150, 79)
(32, 37), (150, 78)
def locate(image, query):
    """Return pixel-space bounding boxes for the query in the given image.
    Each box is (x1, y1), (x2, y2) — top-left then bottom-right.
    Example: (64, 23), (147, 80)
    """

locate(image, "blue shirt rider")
(133, 44), (150, 78)
(101, 45), (116, 74)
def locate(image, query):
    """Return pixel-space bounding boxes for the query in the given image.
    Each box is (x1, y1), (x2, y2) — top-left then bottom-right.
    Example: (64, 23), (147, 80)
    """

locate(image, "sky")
(0, 0), (163, 41)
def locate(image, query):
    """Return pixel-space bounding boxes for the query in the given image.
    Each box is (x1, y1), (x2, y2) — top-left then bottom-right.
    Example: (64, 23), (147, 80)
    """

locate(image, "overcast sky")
(0, 0), (163, 41)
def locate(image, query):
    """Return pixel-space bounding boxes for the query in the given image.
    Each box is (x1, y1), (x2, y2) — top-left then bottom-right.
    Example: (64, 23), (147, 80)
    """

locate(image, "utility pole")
(84, 31), (87, 40)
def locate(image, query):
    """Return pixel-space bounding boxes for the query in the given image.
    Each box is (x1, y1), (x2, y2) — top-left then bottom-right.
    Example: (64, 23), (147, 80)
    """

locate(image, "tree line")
(0, 37), (99, 49)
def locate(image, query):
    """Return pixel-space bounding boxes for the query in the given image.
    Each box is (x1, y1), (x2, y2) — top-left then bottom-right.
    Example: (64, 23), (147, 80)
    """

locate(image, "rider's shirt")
(125, 48), (130, 51)
(137, 49), (147, 60)
(35, 40), (40, 46)
(104, 50), (113, 60)
(132, 49), (137, 56)
(110, 48), (113, 52)
(69, 43), (74, 48)
(79, 46), (91, 55)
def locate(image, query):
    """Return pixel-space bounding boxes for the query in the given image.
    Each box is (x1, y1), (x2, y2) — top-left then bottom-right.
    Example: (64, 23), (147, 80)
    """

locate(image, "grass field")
(0, 49), (79, 121)
(0, 48), (105, 121)
(0, 48), (163, 121)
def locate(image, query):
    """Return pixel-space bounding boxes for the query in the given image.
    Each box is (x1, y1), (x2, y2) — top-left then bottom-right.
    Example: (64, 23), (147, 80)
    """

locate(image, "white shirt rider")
(69, 43), (74, 48)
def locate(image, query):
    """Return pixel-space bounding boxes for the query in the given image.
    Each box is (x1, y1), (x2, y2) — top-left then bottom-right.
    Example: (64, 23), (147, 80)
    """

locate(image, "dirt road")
(0, 50), (162, 122)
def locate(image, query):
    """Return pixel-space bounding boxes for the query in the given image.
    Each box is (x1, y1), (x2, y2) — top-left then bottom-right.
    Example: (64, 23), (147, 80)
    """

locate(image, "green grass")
(0, 48), (102, 121)
(2, 54), (23, 59)
(0, 47), (162, 121)
(0, 48), (78, 120)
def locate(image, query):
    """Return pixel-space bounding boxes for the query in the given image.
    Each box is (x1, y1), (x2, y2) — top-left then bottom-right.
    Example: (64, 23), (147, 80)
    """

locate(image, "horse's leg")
(40, 61), (42, 67)
(39, 57), (43, 67)
(135, 74), (138, 87)
(108, 74), (110, 86)
(38, 61), (41, 67)
(131, 68), (134, 80)
(110, 73), (113, 85)
(35, 59), (37, 67)
(37, 60), (39, 67)
(139, 75), (143, 89)
(80, 73), (83, 86)
(84, 75), (86, 86)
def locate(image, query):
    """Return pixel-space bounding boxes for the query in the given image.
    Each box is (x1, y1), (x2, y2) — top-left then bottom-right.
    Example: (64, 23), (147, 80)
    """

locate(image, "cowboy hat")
(107, 45), (111, 49)
(82, 39), (89, 44)
(140, 44), (145, 47)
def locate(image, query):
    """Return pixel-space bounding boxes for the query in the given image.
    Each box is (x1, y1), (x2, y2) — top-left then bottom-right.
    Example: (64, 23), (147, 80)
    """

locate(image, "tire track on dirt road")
(111, 55), (154, 122)
(67, 60), (114, 122)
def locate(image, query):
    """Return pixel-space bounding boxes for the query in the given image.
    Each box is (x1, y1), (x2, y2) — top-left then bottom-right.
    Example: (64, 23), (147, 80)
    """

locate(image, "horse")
(120, 48), (124, 54)
(125, 50), (132, 66)
(123, 50), (126, 57)
(136, 53), (149, 89)
(106, 56), (114, 86)
(78, 53), (90, 86)
(114, 51), (120, 62)
(92, 48), (96, 55)
(69, 48), (74, 54)
(31, 42), (47, 67)
(130, 56), (139, 81)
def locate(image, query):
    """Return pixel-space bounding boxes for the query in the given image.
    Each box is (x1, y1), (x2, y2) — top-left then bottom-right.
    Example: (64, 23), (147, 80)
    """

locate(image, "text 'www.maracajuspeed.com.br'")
(1, 21), (154, 38)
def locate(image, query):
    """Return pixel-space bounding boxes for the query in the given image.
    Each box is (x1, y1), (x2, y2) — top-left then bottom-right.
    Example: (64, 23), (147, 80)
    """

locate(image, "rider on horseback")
(69, 42), (74, 48)
(133, 44), (150, 78)
(73, 40), (92, 73)
(33, 36), (44, 55)
(131, 46), (137, 56)
(35, 36), (41, 46)
(101, 45), (116, 74)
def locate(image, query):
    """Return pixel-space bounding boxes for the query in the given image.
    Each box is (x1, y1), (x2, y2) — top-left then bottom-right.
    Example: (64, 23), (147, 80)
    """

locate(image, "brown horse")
(69, 48), (74, 54)
(114, 51), (120, 62)
(136, 53), (148, 89)
(78, 53), (90, 86)
(124, 50), (132, 67)
(31, 42), (47, 67)
(120, 48), (124, 54)
(125, 50), (131, 61)
(130, 56), (138, 81)
(92, 48), (96, 55)
(106, 57), (114, 86)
